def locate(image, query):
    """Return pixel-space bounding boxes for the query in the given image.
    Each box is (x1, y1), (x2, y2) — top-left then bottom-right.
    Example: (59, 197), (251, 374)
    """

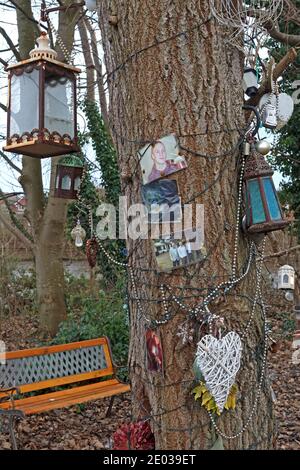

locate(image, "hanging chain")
(43, 9), (72, 64)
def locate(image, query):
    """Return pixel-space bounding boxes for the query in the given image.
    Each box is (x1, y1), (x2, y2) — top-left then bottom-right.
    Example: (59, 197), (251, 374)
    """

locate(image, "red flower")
(113, 421), (155, 450)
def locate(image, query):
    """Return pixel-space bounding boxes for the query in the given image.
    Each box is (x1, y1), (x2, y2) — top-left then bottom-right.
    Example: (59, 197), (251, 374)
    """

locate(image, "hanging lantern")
(3, 32), (80, 158)
(71, 220), (86, 248)
(243, 147), (290, 234)
(261, 103), (277, 129)
(54, 155), (84, 199)
(278, 265), (295, 291)
(243, 68), (259, 97)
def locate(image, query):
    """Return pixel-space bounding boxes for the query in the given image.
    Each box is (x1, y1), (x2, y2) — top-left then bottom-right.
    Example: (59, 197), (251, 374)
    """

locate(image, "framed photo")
(145, 329), (163, 373)
(139, 134), (187, 185)
(141, 179), (182, 223)
(153, 227), (206, 272)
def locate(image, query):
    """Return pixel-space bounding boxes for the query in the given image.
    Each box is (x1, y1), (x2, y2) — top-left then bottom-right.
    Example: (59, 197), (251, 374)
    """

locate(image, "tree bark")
(98, 0), (275, 449)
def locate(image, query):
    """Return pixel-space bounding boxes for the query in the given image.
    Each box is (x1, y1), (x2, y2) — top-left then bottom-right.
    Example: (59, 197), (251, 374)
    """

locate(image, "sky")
(0, 1), (285, 196)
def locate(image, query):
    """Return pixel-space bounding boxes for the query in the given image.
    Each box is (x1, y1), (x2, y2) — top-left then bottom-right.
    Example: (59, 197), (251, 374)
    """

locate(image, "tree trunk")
(98, 0), (275, 449)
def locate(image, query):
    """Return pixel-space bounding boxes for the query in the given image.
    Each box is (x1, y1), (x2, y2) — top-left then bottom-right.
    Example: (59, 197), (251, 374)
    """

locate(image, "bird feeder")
(54, 155), (84, 199)
(243, 147), (290, 234)
(278, 265), (295, 291)
(3, 32), (80, 158)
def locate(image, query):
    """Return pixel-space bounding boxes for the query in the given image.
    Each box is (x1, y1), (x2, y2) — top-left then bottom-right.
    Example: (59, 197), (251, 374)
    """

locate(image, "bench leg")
(106, 396), (115, 417)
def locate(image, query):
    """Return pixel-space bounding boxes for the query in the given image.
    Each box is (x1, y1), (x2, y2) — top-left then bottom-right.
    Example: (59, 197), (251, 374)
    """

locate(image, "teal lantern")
(54, 155), (84, 199)
(243, 147), (290, 234)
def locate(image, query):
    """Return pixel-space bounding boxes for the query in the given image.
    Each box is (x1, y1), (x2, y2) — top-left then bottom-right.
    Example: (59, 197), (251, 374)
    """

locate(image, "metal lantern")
(243, 147), (290, 234)
(278, 265), (295, 291)
(243, 68), (259, 97)
(3, 32), (80, 158)
(54, 155), (84, 199)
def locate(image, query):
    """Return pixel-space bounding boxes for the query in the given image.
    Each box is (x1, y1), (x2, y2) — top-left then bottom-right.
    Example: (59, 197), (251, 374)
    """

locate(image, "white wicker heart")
(195, 331), (242, 413)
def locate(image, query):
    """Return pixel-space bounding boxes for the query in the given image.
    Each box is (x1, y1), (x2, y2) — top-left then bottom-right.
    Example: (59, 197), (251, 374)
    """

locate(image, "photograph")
(145, 329), (163, 373)
(141, 179), (182, 223)
(153, 228), (206, 272)
(138, 134), (187, 185)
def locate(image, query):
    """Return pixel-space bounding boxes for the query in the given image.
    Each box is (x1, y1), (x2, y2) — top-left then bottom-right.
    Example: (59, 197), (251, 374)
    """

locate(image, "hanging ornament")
(261, 102), (277, 129)
(255, 139), (271, 156)
(243, 146), (291, 234)
(194, 331), (242, 413)
(3, 32), (80, 158)
(259, 92), (294, 130)
(54, 155), (84, 199)
(86, 238), (98, 268)
(71, 219), (86, 248)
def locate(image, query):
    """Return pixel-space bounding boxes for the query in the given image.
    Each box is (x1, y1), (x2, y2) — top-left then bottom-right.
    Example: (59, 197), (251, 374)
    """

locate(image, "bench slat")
(0, 380), (130, 415)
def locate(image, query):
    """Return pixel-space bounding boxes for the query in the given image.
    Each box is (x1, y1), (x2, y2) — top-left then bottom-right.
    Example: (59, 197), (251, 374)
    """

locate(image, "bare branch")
(0, 103), (7, 113)
(84, 17), (110, 131)
(0, 25), (21, 61)
(264, 245), (300, 260)
(0, 150), (22, 174)
(0, 188), (34, 251)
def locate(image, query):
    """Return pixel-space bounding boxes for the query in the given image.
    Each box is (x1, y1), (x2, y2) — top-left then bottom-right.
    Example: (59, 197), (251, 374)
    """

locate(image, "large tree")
(97, 0), (299, 450)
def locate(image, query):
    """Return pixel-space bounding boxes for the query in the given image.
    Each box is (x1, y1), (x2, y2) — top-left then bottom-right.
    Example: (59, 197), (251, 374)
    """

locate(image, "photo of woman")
(139, 134), (187, 185)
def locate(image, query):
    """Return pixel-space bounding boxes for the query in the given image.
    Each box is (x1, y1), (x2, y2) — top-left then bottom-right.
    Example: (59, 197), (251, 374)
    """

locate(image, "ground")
(0, 310), (299, 450)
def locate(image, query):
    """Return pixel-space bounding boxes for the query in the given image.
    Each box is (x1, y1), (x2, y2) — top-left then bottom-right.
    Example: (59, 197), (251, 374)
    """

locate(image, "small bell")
(262, 103), (277, 129)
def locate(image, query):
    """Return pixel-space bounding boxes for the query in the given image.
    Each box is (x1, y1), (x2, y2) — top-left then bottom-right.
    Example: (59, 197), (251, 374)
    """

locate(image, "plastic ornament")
(71, 220), (86, 248)
(255, 140), (271, 156)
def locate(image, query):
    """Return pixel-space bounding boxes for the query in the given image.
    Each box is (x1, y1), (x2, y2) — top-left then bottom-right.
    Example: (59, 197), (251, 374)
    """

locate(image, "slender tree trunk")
(98, 0), (275, 449)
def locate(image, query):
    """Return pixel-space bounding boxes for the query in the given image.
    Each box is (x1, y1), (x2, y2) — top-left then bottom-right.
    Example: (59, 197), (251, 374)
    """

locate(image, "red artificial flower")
(113, 421), (155, 450)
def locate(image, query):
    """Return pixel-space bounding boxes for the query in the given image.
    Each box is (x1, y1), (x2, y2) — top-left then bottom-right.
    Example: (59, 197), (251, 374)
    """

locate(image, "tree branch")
(264, 245), (300, 260)
(0, 150), (22, 174)
(0, 188), (33, 251)
(0, 25), (21, 61)
(0, 103), (7, 113)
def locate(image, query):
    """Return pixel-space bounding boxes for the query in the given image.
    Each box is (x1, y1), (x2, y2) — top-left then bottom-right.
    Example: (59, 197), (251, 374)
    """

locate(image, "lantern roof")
(58, 155), (84, 168)
(6, 32), (80, 74)
(244, 146), (273, 180)
(278, 265), (294, 271)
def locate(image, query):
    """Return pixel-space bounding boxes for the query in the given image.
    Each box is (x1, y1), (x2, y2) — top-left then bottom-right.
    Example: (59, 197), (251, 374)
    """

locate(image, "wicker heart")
(195, 331), (242, 413)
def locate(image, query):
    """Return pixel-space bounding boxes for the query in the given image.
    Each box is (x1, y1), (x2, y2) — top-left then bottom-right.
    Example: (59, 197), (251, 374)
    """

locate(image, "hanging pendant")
(194, 331), (242, 413)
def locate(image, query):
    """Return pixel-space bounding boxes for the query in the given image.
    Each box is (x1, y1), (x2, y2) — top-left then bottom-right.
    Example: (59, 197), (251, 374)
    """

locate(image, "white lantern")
(278, 265), (295, 290)
(243, 68), (259, 97)
(85, 0), (97, 11)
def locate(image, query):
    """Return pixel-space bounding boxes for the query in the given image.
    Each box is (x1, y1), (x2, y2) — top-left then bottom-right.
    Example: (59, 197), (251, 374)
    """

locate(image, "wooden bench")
(0, 337), (130, 416)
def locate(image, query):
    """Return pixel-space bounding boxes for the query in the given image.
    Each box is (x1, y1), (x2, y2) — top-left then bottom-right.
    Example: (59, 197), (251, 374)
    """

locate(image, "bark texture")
(98, 0), (275, 449)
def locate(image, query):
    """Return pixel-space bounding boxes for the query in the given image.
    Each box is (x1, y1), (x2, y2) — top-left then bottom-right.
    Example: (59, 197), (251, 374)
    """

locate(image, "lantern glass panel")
(10, 69), (39, 137)
(248, 179), (266, 223)
(45, 74), (75, 137)
(262, 177), (281, 220)
(74, 176), (81, 191)
(61, 175), (71, 190)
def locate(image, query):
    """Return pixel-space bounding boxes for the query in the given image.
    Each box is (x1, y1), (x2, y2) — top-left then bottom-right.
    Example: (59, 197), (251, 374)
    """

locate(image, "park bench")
(0, 337), (130, 416)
